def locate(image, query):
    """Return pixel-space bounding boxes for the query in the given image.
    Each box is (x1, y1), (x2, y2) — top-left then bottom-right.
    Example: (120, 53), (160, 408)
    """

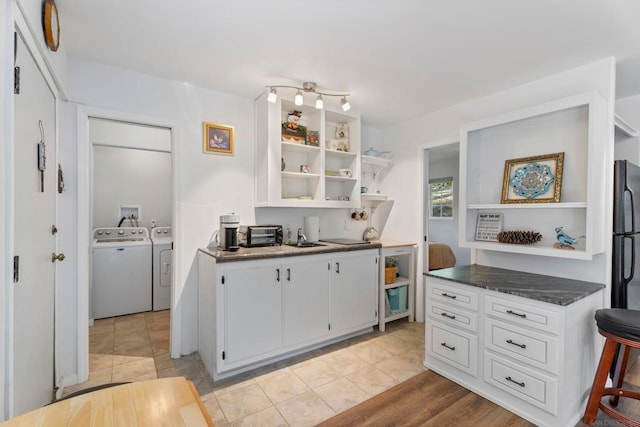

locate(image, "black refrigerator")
(612, 160), (640, 309)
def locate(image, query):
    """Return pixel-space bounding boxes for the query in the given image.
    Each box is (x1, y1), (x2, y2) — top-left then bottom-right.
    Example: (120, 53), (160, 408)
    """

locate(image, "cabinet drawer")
(427, 322), (477, 376)
(427, 300), (478, 333)
(383, 246), (413, 256)
(484, 352), (558, 415)
(485, 318), (558, 374)
(428, 280), (479, 311)
(485, 294), (559, 334)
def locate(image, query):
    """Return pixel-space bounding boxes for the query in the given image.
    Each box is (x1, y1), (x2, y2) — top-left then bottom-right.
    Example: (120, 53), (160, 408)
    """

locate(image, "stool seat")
(596, 308), (640, 341)
(584, 308), (640, 425)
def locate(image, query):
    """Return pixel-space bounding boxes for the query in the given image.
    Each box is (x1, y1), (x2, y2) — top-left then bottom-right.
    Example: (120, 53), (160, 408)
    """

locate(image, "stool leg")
(584, 339), (619, 424)
(609, 344), (631, 406)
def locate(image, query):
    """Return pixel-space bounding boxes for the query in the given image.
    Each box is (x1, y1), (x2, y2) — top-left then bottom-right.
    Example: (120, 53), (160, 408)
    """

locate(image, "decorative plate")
(509, 162), (555, 199)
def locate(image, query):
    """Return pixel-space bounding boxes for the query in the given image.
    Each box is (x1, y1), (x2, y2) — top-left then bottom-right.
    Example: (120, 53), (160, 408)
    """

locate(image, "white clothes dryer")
(151, 226), (173, 311)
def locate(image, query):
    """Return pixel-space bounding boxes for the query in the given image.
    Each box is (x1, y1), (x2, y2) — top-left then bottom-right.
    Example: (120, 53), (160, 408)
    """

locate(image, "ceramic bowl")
(338, 168), (352, 177)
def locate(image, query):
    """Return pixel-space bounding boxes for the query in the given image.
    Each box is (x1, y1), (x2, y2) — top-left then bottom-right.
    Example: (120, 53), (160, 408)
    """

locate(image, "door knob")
(51, 252), (65, 263)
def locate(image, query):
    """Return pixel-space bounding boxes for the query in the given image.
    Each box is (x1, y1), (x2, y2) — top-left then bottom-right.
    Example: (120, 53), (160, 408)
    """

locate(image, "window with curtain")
(430, 178), (453, 218)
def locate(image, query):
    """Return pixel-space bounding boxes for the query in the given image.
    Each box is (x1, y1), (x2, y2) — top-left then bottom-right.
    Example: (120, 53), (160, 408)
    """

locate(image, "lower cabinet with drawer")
(425, 276), (603, 427)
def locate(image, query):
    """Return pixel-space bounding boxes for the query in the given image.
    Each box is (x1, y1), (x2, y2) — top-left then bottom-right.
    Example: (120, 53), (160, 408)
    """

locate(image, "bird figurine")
(554, 226), (584, 249)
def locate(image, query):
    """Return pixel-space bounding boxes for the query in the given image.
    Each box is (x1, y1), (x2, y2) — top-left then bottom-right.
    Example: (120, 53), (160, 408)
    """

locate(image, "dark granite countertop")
(426, 264), (605, 306)
(199, 241), (381, 263)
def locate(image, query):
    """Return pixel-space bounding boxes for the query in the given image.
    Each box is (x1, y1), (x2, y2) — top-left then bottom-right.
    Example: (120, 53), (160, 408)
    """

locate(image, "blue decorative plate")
(510, 162), (554, 199)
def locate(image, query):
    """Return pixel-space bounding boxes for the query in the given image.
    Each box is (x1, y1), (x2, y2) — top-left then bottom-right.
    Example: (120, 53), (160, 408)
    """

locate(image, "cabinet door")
(224, 263), (282, 363)
(331, 251), (378, 334)
(283, 257), (330, 347)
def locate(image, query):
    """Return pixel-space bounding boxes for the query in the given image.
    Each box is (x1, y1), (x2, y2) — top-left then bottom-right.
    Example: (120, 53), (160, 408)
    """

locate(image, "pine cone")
(496, 230), (542, 245)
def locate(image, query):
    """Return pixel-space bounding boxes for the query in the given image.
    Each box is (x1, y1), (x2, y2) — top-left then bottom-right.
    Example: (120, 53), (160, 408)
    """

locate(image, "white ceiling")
(58, 0), (640, 129)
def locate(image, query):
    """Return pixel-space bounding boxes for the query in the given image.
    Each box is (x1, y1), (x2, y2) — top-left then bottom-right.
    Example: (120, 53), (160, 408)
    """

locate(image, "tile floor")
(65, 312), (426, 427)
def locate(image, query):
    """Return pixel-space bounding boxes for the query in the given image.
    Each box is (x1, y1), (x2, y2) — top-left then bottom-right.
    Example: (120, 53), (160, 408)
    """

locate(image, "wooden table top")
(1, 377), (214, 426)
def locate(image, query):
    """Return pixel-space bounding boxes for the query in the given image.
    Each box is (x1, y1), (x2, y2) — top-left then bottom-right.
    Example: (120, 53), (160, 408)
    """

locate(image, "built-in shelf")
(460, 91), (607, 259)
(362, 193), (389, 201)
(281, 172), (320, 179)
(256, 93), (360, 208)
(326, 149), (357, 158)
(384, 277), (410, 290)
(379, 244), (415, 332)
(281, 141), (321, 153)
(467, 202), (587, 210)
(325, 176), (357, 183)
(615, 114), (639, 138)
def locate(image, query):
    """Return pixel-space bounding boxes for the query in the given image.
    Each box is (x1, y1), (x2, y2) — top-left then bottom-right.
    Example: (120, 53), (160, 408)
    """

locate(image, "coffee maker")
(219, 213), (240, 251)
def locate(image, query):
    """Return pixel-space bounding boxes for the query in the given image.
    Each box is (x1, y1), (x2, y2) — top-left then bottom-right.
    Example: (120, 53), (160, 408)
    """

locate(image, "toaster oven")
(238, 225), (283, 247)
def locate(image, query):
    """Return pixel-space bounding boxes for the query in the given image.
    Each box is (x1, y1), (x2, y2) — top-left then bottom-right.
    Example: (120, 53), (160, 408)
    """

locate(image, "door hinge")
(375, 257), (378, 264)
(328, 262), (330, 270)
(13, 256), (19, 283)
(424, 235), (427, 242)
(375, 309), (378, 318)
(14, 66), (20, 94)
(221, 275), (225, 285)
(51, 386), (59, 403)
(328, 323), (331, 331)
(222, 351), (225, 360)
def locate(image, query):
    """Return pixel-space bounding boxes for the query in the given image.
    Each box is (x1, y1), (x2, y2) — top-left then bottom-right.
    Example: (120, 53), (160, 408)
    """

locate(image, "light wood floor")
(318, 370), (535, 427)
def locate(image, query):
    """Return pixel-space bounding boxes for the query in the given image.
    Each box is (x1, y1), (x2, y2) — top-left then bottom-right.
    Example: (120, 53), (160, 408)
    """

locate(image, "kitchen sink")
(284, 242), (326, 248)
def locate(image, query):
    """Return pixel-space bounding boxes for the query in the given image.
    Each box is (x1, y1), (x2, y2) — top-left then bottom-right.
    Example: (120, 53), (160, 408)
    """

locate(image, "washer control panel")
(94, 227), (149, 241)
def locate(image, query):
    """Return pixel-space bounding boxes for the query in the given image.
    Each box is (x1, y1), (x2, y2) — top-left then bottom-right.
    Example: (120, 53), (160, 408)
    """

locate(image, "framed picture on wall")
(203, 122), (234, 155)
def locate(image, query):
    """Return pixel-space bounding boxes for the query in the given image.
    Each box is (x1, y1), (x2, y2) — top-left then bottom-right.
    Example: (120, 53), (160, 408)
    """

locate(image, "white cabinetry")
(425, 277), (602, 426)
(255, 92), (361, 208)
(225, 263), (282, 364)
(331, 250), (379, 335)
(283, 257), (331, 348)
(459, 92), (608, 259)
(198, 249), (378, 380)
(378, 243), (416, 331)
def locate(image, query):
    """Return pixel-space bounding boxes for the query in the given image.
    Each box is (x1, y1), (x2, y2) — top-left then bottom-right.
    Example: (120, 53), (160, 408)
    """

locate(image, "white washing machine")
(91, 227), (152, 319)
(151, 226), (173, 311)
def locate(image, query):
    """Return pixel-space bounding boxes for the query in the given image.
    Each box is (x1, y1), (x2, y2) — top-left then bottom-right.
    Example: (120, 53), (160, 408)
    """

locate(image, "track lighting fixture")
(266, 82), (351, 111)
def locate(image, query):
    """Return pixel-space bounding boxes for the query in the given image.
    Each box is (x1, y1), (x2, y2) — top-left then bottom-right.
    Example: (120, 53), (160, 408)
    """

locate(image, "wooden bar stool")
(583, 308), (640, 425)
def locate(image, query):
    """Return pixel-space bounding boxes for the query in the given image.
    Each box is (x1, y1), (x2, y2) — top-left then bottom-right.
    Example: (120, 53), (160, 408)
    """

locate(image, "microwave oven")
(238, 225), (283, 247)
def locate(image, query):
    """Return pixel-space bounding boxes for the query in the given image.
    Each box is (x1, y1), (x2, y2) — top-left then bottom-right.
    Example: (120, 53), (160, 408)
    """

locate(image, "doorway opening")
(74, 109), (179, 390)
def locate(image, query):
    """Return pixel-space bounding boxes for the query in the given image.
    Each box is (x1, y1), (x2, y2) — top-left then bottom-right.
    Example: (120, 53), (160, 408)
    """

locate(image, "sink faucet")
(297, 228), (307, 245)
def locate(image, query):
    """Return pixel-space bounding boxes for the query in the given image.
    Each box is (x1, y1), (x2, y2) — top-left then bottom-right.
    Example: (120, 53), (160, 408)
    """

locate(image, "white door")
(12, 32), (57, 415)
(283, 257), (330, 347)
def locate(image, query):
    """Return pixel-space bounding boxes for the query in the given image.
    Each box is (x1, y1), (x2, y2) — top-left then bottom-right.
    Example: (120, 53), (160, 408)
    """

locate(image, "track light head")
(315, 94), (324, 109)
(341, 96), (351, 112)
(294, 90), (304, 106)
(267, 87), (277, 103)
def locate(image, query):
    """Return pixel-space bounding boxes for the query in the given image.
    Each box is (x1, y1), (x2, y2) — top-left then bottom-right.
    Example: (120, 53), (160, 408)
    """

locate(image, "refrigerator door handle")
(627, 186), (636, 234)
(624, 234), (636, 286)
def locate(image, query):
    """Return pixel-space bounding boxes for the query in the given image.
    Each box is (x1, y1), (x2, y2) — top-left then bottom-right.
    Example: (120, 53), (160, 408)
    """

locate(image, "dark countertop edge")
(425, 264), (605, 307)
(199, 242), (382, 263)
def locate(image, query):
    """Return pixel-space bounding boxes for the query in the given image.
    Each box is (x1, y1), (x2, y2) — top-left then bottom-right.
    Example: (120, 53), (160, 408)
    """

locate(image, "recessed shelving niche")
(459, 92), (608, 259)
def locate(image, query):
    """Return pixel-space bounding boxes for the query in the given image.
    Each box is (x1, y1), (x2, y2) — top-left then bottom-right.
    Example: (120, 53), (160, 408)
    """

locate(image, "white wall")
(60, 59), (255, 364)
(428, 154), (470, 266)
(92, 145), (172, 229)
(379, 58), (616, 288)
(615, 94), (640, 162)
(16, 0), (68, 97)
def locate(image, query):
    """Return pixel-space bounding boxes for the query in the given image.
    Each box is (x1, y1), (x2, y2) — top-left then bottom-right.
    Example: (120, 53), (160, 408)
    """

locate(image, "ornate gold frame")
(203, 122), (234, 155)
(501, 152), (564, 204)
